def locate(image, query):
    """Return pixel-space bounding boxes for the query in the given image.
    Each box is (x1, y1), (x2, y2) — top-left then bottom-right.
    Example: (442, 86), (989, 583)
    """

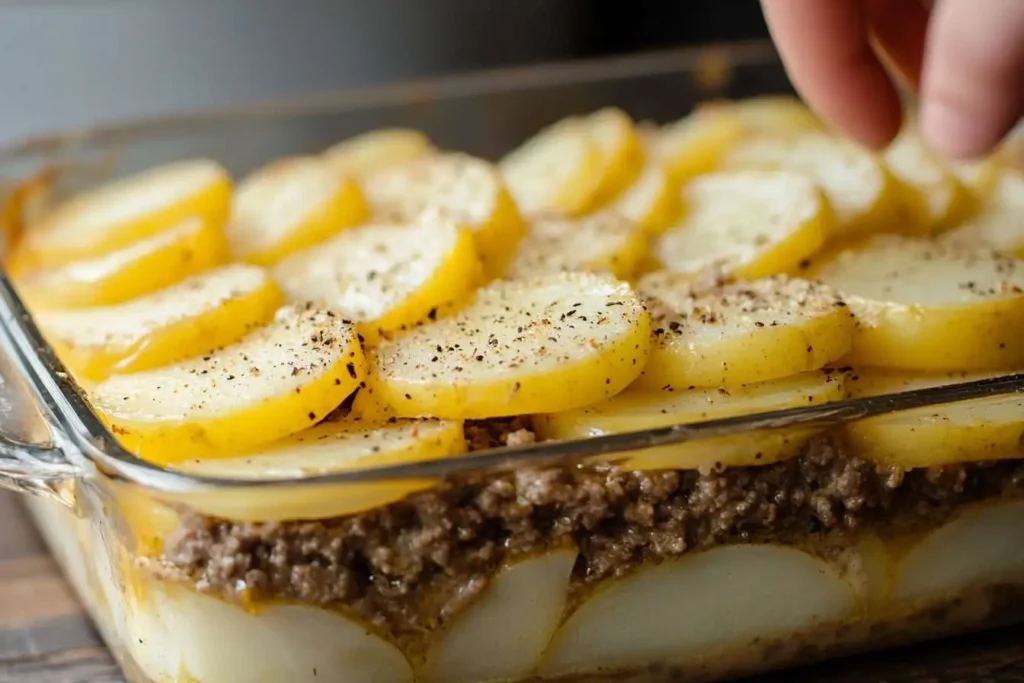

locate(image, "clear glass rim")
(4, 39), (1022, 494)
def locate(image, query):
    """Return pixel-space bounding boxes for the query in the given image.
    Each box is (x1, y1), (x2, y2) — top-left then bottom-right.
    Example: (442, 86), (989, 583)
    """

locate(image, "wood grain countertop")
(2, 489), (1024, 683)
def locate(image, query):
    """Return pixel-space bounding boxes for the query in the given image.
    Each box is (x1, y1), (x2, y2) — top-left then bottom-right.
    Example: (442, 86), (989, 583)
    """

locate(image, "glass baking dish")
(2, 40), (1024, 683)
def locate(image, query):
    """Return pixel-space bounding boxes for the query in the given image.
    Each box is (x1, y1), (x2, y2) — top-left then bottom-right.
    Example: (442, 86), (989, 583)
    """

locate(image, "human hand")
(760, 0), (1024, 159)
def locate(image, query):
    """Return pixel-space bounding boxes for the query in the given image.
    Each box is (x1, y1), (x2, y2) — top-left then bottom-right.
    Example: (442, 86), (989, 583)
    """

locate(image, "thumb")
(920, 0), (1024, 159)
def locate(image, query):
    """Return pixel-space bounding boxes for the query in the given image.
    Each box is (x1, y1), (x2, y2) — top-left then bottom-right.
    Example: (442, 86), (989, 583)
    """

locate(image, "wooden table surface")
(3, 489), (1024, 683)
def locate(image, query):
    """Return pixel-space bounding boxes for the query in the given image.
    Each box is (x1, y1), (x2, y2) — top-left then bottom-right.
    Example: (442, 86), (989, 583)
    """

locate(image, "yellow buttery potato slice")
(505, 211), (648, 280)
(37, 264), (283, 381)
(845, 371), (1024, 467)
(175, 418), (466, 520)
(723, 133), (900, 237)
(607, 162), (679, 235)
(649, 106), (746, 184)
(884, 127), (973, 233)
(812, 235), (1024, 370)
(371, 273), (652, 419)
(635, 273), (854, 388)
(322, 128), (435, 176)
(92, 305), (367, 464)
(16, 216), (228, 309)
(362, 153), (524, 275)
(535, 370), (847, 471)
(652, 170), (831, 279)
(273, 219), (483, 344)
(18, 158), (231, 269)
(942, 169), (1024, 257)
(226, 156), (368, 265)
(586, 107), (645, 208)
(725, 95), (824, 135)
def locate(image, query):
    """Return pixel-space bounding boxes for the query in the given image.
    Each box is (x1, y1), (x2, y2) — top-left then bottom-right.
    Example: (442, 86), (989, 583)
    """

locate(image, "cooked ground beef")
(155, 425), (1024, 641)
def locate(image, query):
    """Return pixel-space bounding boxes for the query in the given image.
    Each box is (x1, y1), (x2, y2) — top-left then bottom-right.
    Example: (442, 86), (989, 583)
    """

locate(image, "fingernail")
(921, 101), (991, 159)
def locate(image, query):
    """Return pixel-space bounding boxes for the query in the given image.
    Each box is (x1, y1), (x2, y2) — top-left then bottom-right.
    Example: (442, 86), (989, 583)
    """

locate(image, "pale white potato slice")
(536, 370), (847, 470)
(18, 158), (231, 268)
(884, 127), (972, 232)
(362, 153), (524, 274)
(37, 264), (283, 380)
(722, 133), (900, 237)
(273, 219), (482, 344)
(371, 273), (651, 419)
(635, 273), (854, 388)
(125, 579), (414, 683)
(810, 235), (1024, 370)
(607, 161), (679, 235)
(424, 550), (576, 683)
(322, 128), (435, 176)
(505, 211), (648, 280)
(500, 116), (604, 216)
(942, 169), (1024, 257)
(845, 371), (1024, 467)
(539, 545), (858, 675)
(227, 156), (367, 265)
(92, 305), (366, 465)
(652, 170), (831, 279)
(892, 500), (1024, 605)
(174, 418), (466, 520)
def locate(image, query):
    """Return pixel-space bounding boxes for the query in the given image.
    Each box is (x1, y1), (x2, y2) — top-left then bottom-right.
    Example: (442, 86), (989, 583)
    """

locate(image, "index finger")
(760, 0), (903, 148)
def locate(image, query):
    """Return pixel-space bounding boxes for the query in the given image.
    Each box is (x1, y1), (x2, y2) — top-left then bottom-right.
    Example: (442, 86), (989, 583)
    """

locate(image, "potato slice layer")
(175, 418), (466, 520)
(38, 264), (283, 380)
(505, 212), (648, 280)
(650, 107), (746, 184)
(723, 133), (899, 236)
(93, 305), (366, 464)
(273, 220), (482, 344)
(586, 107), (644, 208)
(653, 170), (830, 278)
(322, 128), (434, 176)
(16, 216), (228, 309)
(226, 156), (367, 265)
(607, 162), (679, 235)
(371, 273), (651, 419)
(846, 371), (1024, 467)
(500, 117), (604, 216)
(884, 128), (972, 232)
(725, 96), (823, 135)
(535, 370), (846, 470)
(942, 169), (1024, 257)
(363, 153), (523, 274)
(18, 158), (231, 269)
(635, 273), (854, 388)
(812, 235), (1024, 370)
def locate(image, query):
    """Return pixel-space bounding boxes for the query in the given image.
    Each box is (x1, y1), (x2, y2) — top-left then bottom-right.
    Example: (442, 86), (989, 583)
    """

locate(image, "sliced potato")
(942, 169), (1024, 257)
(16, 216), (228, 309)
(500, 116), (605, 216)
(505, 211), (648, 280)
(811, 235), (1024, 370)
(322, 128), (435, 176)
(723, 133), (901, 237)
(371, 273), (651, 419)
(273, 219), (483, 344)
(652, 170), (831, 279)
(92, 305), (366, 464)
(949, 157), (1001, 197)
(17, 159), (231, 269)
(362, 153), (524, 275)
(226, 156), (368, 265)
(535, 370), (847, 470)
(37, 264), (283, 381)
(724, 95), (824, 135)
(607, 162), (679, 235)
(846, 371), (1024, 467)
(884, 127), (973, 232)
(650, 106), (746, 184)
(635, 273), (854, 388)
(175, 418), (466, 520)
(586, 107), (645, 208)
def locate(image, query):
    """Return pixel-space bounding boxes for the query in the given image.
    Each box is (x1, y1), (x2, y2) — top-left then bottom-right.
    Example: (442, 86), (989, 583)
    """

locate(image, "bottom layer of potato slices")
(16, 216), (228, 309)
(811, 235), (1024, 370)
(37, 264), (283, 380)
(272, 220), (483, 344)
(845, 371), (1024, 468)
(504, 212), (648, 280)
(92, 305), (367, 465)
(653, 170), (831, 279)
(634, 273), (854, 389)
(175, 418), (466, 520)
(370, 273), (651, 419)
(535, 370), (847, 471)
